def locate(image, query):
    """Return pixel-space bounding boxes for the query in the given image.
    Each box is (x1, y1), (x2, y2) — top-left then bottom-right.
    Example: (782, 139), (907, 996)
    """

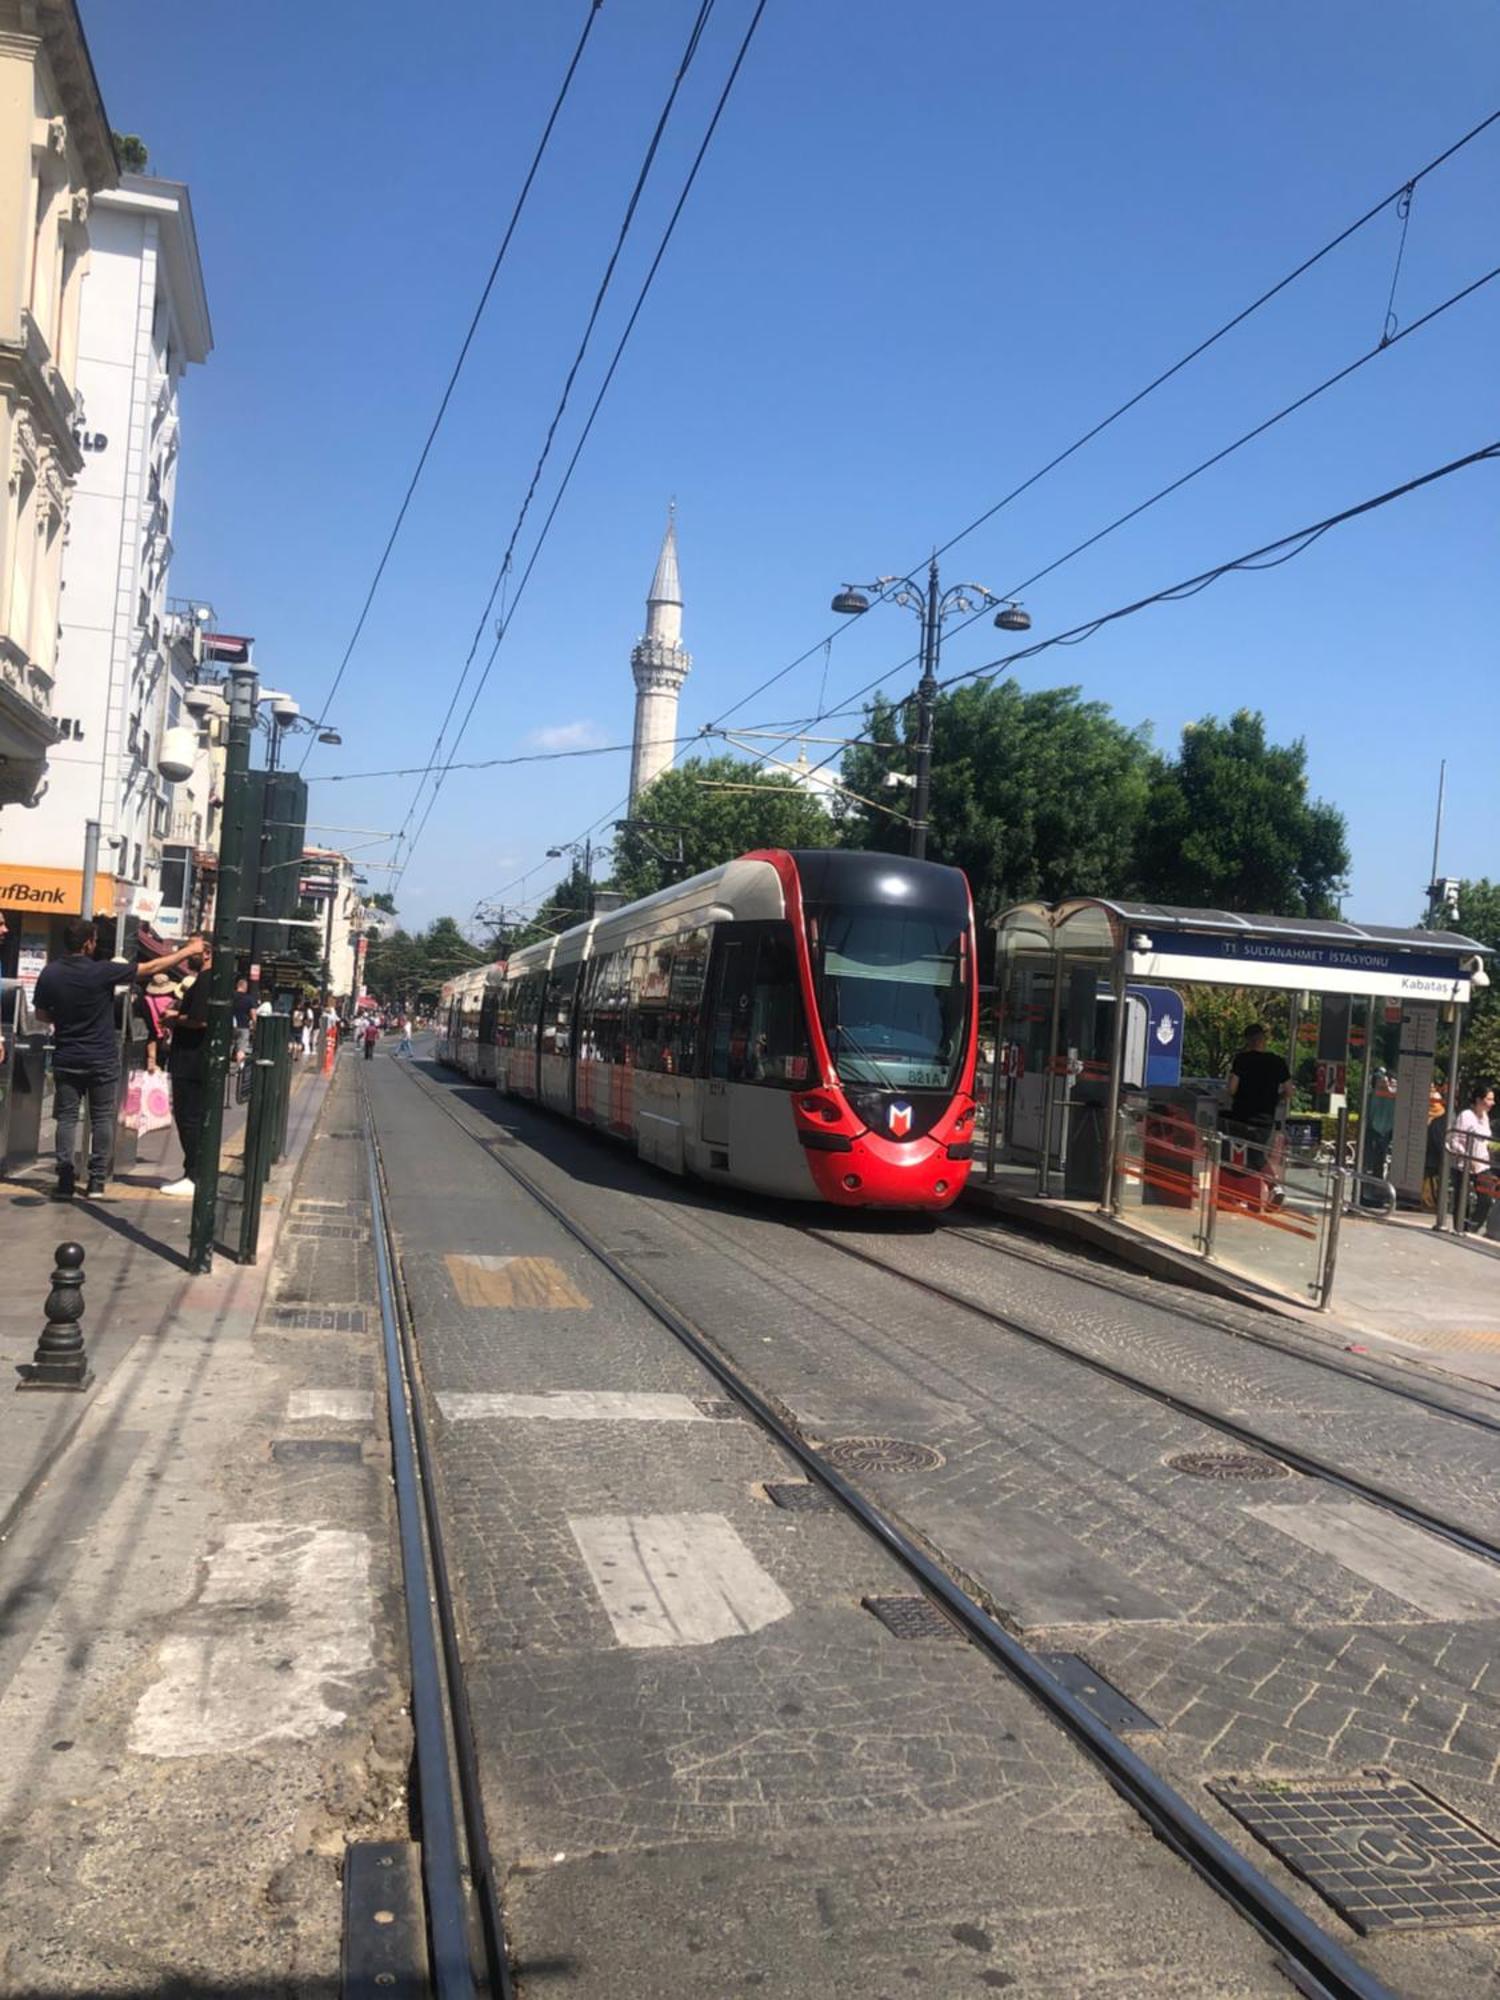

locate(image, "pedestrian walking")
(362, 1018), (379, 1061)
(290, 1003), (305, 1059)
(160, 944), (214, 1196)
(232, 977), (254, 1065)
(32, 919), (206, 1200)
(396, 1012), (413, 1058)
(1447, 1079), (1496, 1234)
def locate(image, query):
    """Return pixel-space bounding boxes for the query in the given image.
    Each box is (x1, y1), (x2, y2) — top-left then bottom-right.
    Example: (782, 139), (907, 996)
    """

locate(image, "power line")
(392, 0), (771, 894)
(695, 106), (1500, 737)
(429, 109), (1500, 903)
(792, 256), (1500, 749)
(389, 0), (723, 861)
(298, 1), (606, 763)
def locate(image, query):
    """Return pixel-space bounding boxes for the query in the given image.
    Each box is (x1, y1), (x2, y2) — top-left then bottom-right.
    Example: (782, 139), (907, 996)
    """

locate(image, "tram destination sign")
(1127, 933), (1472, 1003)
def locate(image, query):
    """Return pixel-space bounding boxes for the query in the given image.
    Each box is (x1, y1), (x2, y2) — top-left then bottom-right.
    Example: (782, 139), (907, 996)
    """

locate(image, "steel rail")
(388, 1059), (1392, 2000)
(943, 1221), (1500, 1438)
(812, 1228), (1500, 1569)
(362, 1076), (516, 1998)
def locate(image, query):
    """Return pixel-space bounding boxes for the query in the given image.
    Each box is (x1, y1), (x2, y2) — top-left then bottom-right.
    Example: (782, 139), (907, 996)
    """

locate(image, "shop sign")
(0, 863), (115, 916)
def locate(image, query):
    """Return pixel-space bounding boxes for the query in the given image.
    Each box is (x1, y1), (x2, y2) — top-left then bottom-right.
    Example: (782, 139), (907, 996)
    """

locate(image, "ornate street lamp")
(830, 562), (1030, 859)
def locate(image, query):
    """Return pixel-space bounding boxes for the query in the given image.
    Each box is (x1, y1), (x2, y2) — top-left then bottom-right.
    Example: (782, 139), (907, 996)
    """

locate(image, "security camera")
(1464, 955), (1491, 990)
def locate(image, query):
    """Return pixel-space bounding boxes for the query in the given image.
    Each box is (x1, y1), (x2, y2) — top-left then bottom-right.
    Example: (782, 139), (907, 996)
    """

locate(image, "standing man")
(1227, 1022), (1293, 1177)
(33, 920), (206, 1201)
(161, 944), (214, 1196)
(396, 1011), (413, 1059)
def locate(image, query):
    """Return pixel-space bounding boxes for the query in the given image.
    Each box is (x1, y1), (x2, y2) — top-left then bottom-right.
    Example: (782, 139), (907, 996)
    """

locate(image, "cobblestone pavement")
(387, 1063), (1500, 1999)
(365, 1061), (1298, 1998)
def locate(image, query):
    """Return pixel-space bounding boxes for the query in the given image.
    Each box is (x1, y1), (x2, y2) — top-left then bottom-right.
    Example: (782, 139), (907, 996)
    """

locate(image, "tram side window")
(581, 946), (628, 1063)
(709, 925), (810, 1088)
(632, 939), (675, 1072)
(540, 962), (580, 1057)
(511, 971), (546, 1053)
(664, 925), (709, 1075)
(478, 987), (499, 1048)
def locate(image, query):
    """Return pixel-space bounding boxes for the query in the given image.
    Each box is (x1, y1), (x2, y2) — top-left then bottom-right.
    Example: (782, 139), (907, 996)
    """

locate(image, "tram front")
(780, 849), (979, 1207)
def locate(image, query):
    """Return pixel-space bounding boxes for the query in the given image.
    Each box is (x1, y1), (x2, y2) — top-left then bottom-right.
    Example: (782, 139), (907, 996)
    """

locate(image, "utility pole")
(909, 560), (941, 862)
(188, 660), (257, 1273)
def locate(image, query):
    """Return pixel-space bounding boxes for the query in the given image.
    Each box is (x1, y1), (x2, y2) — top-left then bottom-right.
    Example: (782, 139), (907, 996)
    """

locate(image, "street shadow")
(56, 1194), (192, 1273)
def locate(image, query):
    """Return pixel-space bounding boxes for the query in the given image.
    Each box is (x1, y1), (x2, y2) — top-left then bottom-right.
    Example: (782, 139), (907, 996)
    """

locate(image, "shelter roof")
(1006, 898), (1488, 958)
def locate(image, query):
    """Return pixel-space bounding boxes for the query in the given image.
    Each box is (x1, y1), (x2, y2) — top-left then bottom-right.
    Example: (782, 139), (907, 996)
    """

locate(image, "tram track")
(806, 1226), (1500, 1572)
(386, 1055), (1400, 2000)
(359, 1068), (512, 1999)
(942, 1219), (1500, 1440)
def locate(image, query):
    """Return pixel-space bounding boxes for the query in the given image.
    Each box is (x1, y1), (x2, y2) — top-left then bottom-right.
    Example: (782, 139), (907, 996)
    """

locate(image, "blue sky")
(87, 1), (1498, 933)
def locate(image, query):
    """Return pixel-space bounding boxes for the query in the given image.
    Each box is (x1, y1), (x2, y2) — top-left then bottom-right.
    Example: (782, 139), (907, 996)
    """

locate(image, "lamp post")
(188, 660), (257, 1274)
(831, 560), (1030, 860)
(546, 837), (594, 918)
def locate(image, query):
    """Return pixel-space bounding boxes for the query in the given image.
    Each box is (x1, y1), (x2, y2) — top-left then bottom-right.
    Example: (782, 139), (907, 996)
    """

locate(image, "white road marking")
(569, 1512), (793, 1648)
(1242, 1499), (1500, 1620)
(438, 1390), (713, 1423)
(130, 1522), (373, 1756)
(286, 1389), (374, 1423)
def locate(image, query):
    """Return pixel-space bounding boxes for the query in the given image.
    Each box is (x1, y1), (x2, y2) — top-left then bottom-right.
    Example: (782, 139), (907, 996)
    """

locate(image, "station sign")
(1127, 934), (1471, 1003)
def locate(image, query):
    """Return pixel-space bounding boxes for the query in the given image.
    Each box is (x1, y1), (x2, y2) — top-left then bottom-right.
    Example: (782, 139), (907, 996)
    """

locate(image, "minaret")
(629, 505), (692, 807)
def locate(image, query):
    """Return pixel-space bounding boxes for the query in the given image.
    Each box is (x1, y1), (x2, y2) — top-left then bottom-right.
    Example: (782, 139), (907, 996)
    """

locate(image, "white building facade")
(628, 508), (691, 807)
(0, 0), (115, 819)
(3, 173), (211, 946)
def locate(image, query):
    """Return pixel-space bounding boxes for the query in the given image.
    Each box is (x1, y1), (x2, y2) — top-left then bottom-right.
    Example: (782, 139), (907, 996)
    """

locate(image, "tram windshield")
(809, 905), (968, 1090)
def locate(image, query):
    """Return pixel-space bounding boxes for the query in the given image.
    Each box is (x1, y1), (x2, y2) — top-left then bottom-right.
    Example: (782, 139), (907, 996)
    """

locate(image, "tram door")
(701, 935), (752, 1150)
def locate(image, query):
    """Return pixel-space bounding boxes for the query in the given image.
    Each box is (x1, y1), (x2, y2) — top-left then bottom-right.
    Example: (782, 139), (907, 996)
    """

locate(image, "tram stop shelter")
(976, 899), (1491, 1312)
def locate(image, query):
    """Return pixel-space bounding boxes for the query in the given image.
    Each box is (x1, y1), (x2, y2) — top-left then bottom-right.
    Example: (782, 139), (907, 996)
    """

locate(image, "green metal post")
(189, 662), (258, 1273)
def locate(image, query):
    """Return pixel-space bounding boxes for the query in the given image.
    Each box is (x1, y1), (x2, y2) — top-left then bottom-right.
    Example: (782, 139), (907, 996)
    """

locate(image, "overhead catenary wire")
(298, 0), (606, 764)
(466, 441), (1499, 912)
(435, 107), (1500, 908)
(391, 0), (771, 895)
(389, 0), (724, 865)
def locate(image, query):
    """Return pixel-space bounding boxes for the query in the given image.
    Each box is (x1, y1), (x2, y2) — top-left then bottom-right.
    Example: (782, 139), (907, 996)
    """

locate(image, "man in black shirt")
(34, 918), (207, 1200)
(161, 945), (212, 1196)
(1228, 1022), (1293, 1173)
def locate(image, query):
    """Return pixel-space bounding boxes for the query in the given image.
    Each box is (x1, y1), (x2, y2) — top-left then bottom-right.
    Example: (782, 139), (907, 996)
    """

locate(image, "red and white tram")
(441, 848), (978, 1209)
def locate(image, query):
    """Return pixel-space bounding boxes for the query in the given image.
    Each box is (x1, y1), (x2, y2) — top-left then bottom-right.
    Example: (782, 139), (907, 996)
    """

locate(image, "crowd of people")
(19, 917), (411, 1205)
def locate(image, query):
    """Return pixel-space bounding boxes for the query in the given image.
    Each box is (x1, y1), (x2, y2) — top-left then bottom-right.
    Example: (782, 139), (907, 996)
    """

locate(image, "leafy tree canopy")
(1452, 879), (1500, 1093)
(840, 681), (1153, 927)
(363, 915), (485, 1005)
(1136, 709), (1349, 918)
(113, 132), (149, 172)
(613, 756), (836, 901)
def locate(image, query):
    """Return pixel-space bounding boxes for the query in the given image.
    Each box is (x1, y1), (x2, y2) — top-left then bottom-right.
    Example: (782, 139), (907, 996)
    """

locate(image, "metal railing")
(1112, 1100), (1348, 1309)
(235, 1013), (292, 1262)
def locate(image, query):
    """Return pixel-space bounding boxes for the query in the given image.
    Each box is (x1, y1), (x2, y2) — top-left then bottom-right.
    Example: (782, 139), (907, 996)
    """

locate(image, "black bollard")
(16, 1242), (94, 1393)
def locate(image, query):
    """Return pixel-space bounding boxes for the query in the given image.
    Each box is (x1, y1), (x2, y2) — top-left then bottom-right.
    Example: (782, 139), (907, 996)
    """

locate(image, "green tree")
(365, 891), (397, 916)
(1137, 710), (1349, 917)
(1453, 879), (1500, 1092)
(840, 681), (1153, 926)
(113, 131), (149, 172)
(363, 916), (483, 1005)
(613, 756), (836, 901)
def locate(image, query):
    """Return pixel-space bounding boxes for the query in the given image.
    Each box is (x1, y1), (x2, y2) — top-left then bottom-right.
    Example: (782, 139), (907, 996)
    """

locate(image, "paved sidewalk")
(1, 1065), (322, 1534)
(0, 1052), (407, 1998)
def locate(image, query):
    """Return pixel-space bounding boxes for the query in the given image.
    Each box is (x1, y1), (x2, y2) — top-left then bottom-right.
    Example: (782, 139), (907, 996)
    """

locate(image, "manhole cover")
(766, 1482), (834, 1513)
(863, 1594), (960, 1640)
(1168, 1449), (1286, 1481)
(271, 1308), (368, 1332)
(822, 1436), (944, 1474)
(1209, 1774), (1500, 1931)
